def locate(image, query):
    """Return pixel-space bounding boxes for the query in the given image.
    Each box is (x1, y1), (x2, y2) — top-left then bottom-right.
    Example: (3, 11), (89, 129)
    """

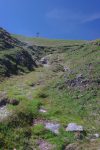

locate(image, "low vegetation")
(0, 28), (100, 149)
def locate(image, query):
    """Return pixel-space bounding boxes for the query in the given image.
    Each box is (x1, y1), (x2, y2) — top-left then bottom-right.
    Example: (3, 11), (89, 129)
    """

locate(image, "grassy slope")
(13, 34), (85, 47)
(0, 28), (38, 78)
(0, 34), (100, 149)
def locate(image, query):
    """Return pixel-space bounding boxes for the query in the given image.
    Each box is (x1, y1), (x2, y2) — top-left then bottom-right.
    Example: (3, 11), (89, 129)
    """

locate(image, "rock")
(9, 99), (19, 105)
(0, 96), (19, 107)
(89, 133), (100, 140)
(66, 73), (90, 90)
(40, 57), (50, 68)
(0, 96), (9, 107)
(45, 122), (60, 134)
(37, 140), (56, 150)
(94, 133), (99, 138)
(33, 120), (60, 135)
(0, 98), (8, 107)
(66, 123), (85, 140)
(40, 57), (48, 65)
(0, 106), (10, 121)
(39, 108), (47, 113)
(66, 123), (83, 132)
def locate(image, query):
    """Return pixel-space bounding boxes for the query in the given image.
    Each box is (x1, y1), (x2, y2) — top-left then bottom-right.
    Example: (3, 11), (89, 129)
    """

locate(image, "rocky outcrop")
(0, 27), (25, 50)
(66, 74), (90, 90)
(0, 50), (37, 76)
(0, 27), (38, 77)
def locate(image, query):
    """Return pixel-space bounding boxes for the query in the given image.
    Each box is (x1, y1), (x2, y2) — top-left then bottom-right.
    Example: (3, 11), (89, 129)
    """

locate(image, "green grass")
(0, 37), (100, 149)
(13, 34), (86, 47)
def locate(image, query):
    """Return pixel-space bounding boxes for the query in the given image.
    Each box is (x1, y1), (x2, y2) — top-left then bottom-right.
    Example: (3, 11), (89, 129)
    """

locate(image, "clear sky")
(0, 0), (100, 40)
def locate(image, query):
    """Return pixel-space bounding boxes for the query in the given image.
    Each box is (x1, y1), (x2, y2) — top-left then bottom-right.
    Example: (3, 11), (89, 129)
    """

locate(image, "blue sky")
(0, 0), (100, 40)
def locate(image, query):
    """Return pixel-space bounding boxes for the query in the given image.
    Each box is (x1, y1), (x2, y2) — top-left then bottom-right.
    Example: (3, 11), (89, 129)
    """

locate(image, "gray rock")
(45, 122), (60, 134)
(0, 106), (10, 121)
(40, 57), (48, 65)
(66, 123), (83, 132)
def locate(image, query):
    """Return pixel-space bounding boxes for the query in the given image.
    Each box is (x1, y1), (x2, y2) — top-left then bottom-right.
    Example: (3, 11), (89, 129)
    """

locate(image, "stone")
(40, 57), (48, 65)
(45, 122), (60, 134)
(0, 106), (10, 121)
(37, 140), (56, 150)
(94, 133), (99, 138)
(9, 99), (19, 105)
(66, 123), (83, 132)
(39, 108), (47, 113)
(89, 133), (100, 140)
(0, 98), (8, 107)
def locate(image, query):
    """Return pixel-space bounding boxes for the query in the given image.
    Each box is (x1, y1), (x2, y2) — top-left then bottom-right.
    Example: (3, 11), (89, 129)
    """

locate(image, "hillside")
(0, 28), (100, 150)
(0, 28), (38, 77)
(13, 34), (85, 47)
(0, 28), (86, 78)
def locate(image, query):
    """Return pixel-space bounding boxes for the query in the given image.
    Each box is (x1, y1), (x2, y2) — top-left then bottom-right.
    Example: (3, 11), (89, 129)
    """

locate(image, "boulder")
(45, 122), (60, 134)
(66, 123), (83, 132)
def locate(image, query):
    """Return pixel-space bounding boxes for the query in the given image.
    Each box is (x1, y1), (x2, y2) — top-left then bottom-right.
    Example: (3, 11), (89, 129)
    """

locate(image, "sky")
(0, 0), (100, 40)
